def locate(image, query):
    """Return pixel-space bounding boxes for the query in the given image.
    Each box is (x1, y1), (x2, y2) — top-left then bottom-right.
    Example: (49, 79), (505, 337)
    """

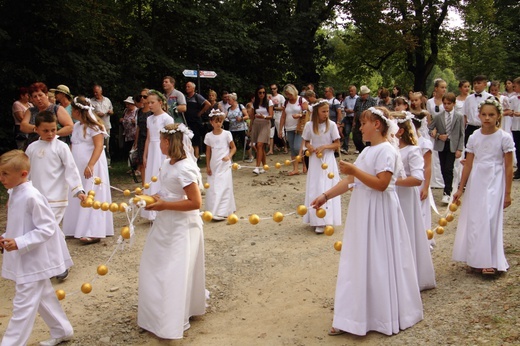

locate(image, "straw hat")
(123, 96), (134, 104)
(49, 85), (73, 99)
(359, 85), (371, 95)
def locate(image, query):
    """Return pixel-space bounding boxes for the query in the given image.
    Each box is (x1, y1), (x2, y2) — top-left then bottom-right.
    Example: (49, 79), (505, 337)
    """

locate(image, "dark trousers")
(341, 117), (353, 150)
(464, 124), (480, 148)
(438, 139), (456, 195)
(352, 125), (365, 152)
(513, 131), (520, 174)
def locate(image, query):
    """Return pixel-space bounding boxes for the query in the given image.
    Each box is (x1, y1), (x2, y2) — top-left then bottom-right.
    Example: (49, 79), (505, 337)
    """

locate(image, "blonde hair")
(0, 150), (30, 172)
(391, 112), (417, 146)
(283, 84), (299, 99)
(148, 90), (168, 112)
(311, 100), (329, 135)
(361, 107), (391, 137)
(160, 123), (187, 160)
(71, 96), (105, 138)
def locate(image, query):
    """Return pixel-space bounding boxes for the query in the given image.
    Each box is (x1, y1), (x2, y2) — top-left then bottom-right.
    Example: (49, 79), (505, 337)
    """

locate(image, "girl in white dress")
(204, 109), (236, 220)
(62, 96), (114, 244)
(452, 98), (515, 275)
(141, 90), (174, 220)
(302, 100), (341, 234)
(426, 79), (447, 190)
(394, 111), (436, 291)
(138, 123), (206, 339)
(312, 107), (423, 336)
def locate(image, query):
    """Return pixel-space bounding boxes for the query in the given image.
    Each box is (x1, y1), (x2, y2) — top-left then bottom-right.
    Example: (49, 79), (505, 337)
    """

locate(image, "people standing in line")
(250, 85), (274, 175)
(90, 84), (114, 167)
(142, 90), (174, 221)
(429, 92), (464, 204)
(279, 84), (308, 176)
(62, 96), (114, 244)
(226, 92), (249, 152)
(138, 123), (206, 340)
(463, 75), (492, 147)
(269, 84), (286, 155)
(20, 82), (74, 148)
(184, 82), (212, 160)
(204, 110), (236, 220)
(453, 98), (514, 275)
(163, 76), (187, 123)
(393, 111), (436, 291)
(312, 107), (423, 336)
(0, 150), (74, 346)
(12, 87), (32, 149)
(302, 100), (341, 234)
(352, 85), (376, 153)
(134, 93), (152, 181)
(120, 96), (137, 161)
(340, 85), (358, 154)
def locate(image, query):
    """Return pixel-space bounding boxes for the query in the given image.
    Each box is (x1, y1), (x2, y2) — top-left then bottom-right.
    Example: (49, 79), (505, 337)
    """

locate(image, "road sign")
(182, 69), (198, 78)
(182, 69), (217, 78)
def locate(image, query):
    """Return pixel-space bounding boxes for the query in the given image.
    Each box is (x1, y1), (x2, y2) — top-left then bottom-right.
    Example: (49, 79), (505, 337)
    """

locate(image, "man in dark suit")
(428, 92), (464, 204)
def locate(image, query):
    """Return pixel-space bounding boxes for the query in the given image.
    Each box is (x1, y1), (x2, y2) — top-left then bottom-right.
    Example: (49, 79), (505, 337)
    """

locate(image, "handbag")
(296, 110), (310, 134)
(128, 148), (139, 168)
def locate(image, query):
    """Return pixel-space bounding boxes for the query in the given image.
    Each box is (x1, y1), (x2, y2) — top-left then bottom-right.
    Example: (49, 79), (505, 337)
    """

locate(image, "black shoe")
(514, 170), (520, 180)
(55, 269), (69, 281)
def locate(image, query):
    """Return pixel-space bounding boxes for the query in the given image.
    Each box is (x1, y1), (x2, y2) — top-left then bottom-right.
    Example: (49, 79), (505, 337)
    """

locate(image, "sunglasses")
(141, 95), (148, 99)
(258, 91), (266, 94)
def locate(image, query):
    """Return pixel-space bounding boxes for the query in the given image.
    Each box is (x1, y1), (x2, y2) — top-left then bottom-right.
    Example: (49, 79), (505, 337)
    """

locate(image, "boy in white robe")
(0, 150), (74, 346)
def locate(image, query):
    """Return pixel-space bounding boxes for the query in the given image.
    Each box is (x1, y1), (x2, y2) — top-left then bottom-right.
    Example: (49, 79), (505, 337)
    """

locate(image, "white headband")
(368, 107), (392, 127)
(73, 96), (99, 124)
(208, 109), (225, 118)
(395, 111), (414, 124)
(160, 123), (194, 139)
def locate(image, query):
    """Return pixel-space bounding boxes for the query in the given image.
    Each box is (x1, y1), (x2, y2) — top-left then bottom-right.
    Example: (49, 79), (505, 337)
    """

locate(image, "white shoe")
(39, 333), (73, 346)
(315, 226), (325, 234)
(441, 194), (450, 204)
(259, 168), (266, 174)
(354, 150), (360, 154)
(253, 167), (260, 175)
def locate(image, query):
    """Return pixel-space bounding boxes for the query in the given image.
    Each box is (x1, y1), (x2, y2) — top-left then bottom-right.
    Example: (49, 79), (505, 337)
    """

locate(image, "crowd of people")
(1, 74), (519, 344)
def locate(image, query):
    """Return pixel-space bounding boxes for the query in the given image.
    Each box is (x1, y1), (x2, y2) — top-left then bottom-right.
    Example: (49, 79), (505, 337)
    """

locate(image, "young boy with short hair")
(463, 75), (493, 147)
(0, 150), (74, 346)
(25, 111), (86, 225)
(429, 92), (465, 204)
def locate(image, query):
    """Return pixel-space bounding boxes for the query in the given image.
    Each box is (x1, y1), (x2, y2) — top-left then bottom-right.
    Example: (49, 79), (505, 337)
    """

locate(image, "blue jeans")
(286, 130), (302, 157)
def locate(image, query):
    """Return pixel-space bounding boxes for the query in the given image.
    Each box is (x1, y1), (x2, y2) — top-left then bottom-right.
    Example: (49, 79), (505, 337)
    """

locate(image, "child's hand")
(455, 150), (462, 159)
(504, 194), (512, 209)
(339, 160), (355, 175)
(1, 238), (18, 252)
(78, 193), (87, 202)
(222, 155), (230, 162)
(310, 194), (326, 209)
(206, 167), (212, 176)
(452, 190), (462, 203)
(439, 134), (448, 141)
(145, 195), (164, 211)
(420, 187), (428, 201)
(84, 166), (93, 179)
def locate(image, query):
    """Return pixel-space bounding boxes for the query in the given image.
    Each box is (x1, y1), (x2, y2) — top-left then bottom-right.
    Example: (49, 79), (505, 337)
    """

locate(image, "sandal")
(482, 268), (496, 275)
(328, 327), (346, 336)
(287, 171), (300, 176)
(80, 237), (101, 245)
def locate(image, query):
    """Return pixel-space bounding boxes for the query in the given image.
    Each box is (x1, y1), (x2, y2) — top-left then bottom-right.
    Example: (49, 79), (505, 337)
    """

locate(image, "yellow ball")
(94, 177), (102, 185)
(334, 241), (342, 251)
(80, 199), (90, 208)
(295, 155), (301, 162)
(202, 211), (213, 222)
(135, 187), (143, 195)
(143, 183), (150, 189)
(296, 205), (308, 216)
(324, 225), (334, 236)
(275, 162), (282, 169)
(119, 202), (128, 212)
(100, 202), (110, 211)
(121, 226), (131, 239)
(449, 203), (458, 212)
(455, 199), (461, 206)
(227, 213), (238, 225)
(92, 200), (102, 210)
(109, 203), (119, 213)
(273, 212), (284, 223)
(305, 150), (310, 157)
(316, 152), (323, 158)
(249, 214), (260, 225)
(88, 190), (96, 197)
(81, 283), (92, 294)
(327, 172), (335, 179)
(204, 182), (210, 189)
(436, 226), (445, 235)
(56, 289), (66, 300)
(426, 229), (434, 240)
(316, 208), (326, 218)
(151, 176), (158, 182)
(321, 163), (328, 170)
(439, 218), (448, 227)
(263, 164), (270, 171)
(284, 159), (291, 166)
(232, 163), (239, 170)
(446, 213), (454, 222)
(84, 198), (94, 208)
(123, 189), (131, 197)
(97, 264), (108, 276)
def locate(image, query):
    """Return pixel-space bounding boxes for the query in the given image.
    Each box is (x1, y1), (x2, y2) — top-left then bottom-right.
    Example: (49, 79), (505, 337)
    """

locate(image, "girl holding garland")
(313, 107), (422, 336)
(62, 96), (114, 244)
(138, 123), (206, 339)
(302, 100), (341, 234)
(394, 111), (436, 290)
(141, 90), (174, 221)
(452, 98), (515, 275)
(204, 109), (236, 220)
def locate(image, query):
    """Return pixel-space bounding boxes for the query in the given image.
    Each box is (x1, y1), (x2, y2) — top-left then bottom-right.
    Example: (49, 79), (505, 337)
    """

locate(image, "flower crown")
(73, 97), (94, 110)
(160, 123), (192, 136)
(313, 99), (329, 108)
(148, 89), (167, 103)
(395, 111), (414, 124)
(368, 107), (393, 127)
(478, 97), (503, 115)
(208, 109), (225, 118)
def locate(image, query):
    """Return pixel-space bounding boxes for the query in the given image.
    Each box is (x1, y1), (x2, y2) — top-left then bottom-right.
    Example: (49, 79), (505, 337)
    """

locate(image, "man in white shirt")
(463, 75), (492, 147)
(340, 85), (358, 154)
(91, 84), (113, 166)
